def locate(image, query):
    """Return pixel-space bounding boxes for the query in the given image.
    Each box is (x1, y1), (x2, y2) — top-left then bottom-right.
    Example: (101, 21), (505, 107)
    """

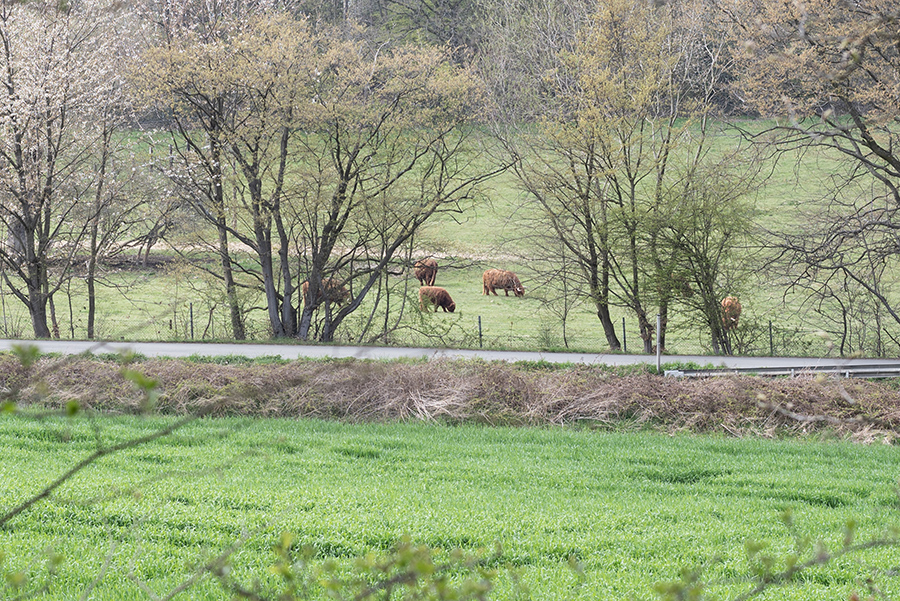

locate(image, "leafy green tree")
(137, 5), (499, 342)
(653, 157), (760, 354)
(512, 0), (737, 353)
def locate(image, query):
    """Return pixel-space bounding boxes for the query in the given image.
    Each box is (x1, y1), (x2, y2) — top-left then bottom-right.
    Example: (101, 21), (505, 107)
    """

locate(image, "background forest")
(0, 0), (898, 357)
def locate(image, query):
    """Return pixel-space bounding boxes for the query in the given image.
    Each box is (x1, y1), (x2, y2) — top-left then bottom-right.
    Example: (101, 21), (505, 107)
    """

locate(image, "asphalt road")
(1, 338), (897, 371)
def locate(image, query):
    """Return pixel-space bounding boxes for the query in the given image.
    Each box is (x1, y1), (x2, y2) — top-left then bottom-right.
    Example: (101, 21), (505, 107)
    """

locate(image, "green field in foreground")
(3, 415), (899, 600)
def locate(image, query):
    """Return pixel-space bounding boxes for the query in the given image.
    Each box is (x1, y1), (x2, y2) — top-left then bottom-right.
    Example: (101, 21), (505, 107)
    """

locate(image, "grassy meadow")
(4, 413), (900, 601)
(0, 124), (855, 357)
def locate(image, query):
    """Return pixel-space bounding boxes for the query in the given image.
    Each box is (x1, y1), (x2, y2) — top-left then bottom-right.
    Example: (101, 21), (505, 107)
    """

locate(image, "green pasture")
(3, 414), (899, 600)
(0, 121), (876, 356)
(3, 256), (817, 355)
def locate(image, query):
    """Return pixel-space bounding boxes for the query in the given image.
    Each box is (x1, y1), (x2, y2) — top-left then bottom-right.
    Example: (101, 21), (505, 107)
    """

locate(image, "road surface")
(1, 338), (896, 372)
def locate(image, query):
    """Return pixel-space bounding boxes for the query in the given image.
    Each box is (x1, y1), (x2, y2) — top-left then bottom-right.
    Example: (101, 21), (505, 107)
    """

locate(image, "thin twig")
(0, 407), (215, 527)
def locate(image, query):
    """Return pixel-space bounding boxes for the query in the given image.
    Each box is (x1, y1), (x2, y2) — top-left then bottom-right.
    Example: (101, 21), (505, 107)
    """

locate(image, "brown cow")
(482, 269), (524, 297)
(419, 286), (456, 312)
(414, 258), (438, 286)
(721, 296), (742, 331)
(301, 278), (349, 307)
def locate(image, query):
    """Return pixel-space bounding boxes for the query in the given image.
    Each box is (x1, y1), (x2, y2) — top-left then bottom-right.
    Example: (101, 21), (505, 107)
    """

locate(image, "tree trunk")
(87, 222), (98, 339)
(216, 224), (245, 340)
(298, 305), (313, 341)
(637, 308), (654, 354)
(48, 293), (59, 339)
(209, 115), (245, 341)
(321, 303), (336, 342)
(596, 304), (620, 351)
(275, 212), (295, 337)
(592, 246), (622, 350)
(87, 269), (96, 339)
(22, 237), (51, 338)
(255, 226), (285, 338)
(27, 281), (51, 339)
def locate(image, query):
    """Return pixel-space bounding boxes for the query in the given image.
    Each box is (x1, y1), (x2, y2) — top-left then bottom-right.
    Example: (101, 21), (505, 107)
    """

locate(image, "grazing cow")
(414, 258), (438, 286)
(302, 278), (349, 307)
(419, 286), (456, 313)
(482, 269), (524, 297)
(721, 296), (742, 331)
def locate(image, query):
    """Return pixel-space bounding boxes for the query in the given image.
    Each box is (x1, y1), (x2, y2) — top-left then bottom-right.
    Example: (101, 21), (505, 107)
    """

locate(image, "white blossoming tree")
(0, 1), (136, 338)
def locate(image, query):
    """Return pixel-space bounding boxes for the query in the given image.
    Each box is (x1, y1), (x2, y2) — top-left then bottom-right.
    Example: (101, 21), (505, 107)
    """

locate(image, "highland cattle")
(414, 258), (438, 286)
(419, 286), (456, 312)
(482, 269), (524, 297)
(302, 278), (349, 307)
(721, 296), (742, 331)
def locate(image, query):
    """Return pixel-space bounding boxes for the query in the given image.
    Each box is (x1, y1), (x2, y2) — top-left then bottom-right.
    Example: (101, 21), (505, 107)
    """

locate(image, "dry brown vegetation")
(4, 354), (900, 442)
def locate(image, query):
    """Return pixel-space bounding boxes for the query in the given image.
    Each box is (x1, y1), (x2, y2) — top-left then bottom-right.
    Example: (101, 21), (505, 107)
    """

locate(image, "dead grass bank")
(3, 355), (899, 441)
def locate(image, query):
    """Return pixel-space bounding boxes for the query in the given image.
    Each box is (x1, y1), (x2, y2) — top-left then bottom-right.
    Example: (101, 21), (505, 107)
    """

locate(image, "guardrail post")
(769, 320), (774, 356)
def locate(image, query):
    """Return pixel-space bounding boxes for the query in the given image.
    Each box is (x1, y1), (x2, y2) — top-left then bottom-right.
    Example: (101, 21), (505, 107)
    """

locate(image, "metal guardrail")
(665, 364), (900, 379)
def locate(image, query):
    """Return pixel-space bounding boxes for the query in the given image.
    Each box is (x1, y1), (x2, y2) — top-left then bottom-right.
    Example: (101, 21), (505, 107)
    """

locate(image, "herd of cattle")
(297, 258), (526, 314)
(300, 258), (742, 331)
(415, 258), (524, 313)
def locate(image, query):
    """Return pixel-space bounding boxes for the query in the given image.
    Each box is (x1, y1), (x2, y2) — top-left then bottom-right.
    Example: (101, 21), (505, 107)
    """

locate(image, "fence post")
(478, 316), (482, 348)
(769, 320), (774, 356)
(622, 317), (626, 353)
(0, 269), (6, 336)
(656, 314), (661, 373)
(190, 303), (194, 340)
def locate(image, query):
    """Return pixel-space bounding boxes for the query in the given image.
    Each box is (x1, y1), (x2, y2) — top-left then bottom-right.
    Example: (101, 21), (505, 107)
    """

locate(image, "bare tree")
(137, 7), (504, 342)
(130, 2), (301, 339)
(725, 0), (900, 352)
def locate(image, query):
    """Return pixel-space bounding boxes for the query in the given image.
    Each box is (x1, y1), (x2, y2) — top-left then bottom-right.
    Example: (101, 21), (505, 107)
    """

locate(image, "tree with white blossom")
(0, 1), (135, 338)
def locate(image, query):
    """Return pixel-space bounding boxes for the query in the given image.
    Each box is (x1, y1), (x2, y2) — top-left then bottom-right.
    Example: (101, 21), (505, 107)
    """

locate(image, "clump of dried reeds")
(3, 354), (898, 440)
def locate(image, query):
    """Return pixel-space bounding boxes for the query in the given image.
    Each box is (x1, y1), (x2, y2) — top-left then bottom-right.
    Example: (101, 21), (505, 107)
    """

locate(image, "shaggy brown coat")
(721, 296), (742, 331)
(302, 279), (349, 307)
(414, 258), (438, 286)
(419, 286), (456, 312)
(482, 269), (524, 297)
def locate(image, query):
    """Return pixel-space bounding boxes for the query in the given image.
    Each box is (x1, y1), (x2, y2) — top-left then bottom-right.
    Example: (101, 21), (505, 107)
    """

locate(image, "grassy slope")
(3, 414), (899, 600)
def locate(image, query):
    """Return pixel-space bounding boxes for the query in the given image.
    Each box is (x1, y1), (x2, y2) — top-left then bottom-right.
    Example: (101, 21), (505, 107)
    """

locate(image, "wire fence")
(0, 292), (860, 359)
